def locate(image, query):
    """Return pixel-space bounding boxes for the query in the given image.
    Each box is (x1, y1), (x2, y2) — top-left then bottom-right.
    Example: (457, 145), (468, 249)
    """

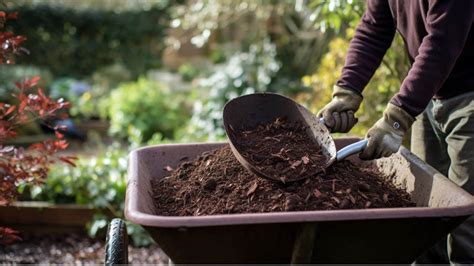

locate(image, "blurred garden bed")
(0, 202), (102, 235)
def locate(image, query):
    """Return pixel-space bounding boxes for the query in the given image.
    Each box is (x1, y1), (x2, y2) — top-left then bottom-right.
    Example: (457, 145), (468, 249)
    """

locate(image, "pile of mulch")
(234, 117), (327, 183)
(0, 233), (168, 264)
(152, 146), (415, 216)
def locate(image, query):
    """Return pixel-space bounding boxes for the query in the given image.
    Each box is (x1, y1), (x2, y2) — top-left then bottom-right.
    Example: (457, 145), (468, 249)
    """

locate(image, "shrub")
(0, 9), (74, 245)
(21, 143), (153, 246)
(0, 65), (52, 102)
(49, 77), (113, 120)
(178, 63), (200, 82)
(7, 4), (171, 78)
(107, 78), (191, 143)
(181, 39), (281, 141)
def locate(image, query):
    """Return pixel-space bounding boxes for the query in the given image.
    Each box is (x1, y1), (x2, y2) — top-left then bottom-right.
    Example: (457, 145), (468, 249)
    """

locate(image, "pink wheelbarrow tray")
(106, 138), (474, 264)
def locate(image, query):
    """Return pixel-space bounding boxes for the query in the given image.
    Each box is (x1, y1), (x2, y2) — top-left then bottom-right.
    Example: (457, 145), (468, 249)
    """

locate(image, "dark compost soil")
(153, 117), (415, 216)
(234, 117), (327, 182)
(152, 147), (415, 216)
(0, 233), (168, 264)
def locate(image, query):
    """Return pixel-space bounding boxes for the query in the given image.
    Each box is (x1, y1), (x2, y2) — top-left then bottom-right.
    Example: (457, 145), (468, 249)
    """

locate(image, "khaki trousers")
(412, 92), (474, 264)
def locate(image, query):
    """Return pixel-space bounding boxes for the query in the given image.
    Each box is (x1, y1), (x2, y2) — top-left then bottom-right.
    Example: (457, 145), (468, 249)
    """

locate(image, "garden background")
(1, 0), (410, 258)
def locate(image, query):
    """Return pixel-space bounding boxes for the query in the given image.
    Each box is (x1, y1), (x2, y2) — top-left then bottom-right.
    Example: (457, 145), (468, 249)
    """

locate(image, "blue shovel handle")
(319, 117), (368, 161)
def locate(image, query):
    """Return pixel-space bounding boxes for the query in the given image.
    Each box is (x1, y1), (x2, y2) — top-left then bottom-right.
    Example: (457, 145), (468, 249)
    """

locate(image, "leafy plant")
(0, 9), (74, 245)
(178, 63), (200, 82)
(7, 4), (171, 78)
(169, 0), (359, 85)
(308, 0), (365, 33)
(49, 78), (110, 120)
(0, 65), (52, 102)
(209, 47), (227, 64)
(181, 39), (280, 141)
(107, 78), (191, 143)
(22, 143), (153, 246)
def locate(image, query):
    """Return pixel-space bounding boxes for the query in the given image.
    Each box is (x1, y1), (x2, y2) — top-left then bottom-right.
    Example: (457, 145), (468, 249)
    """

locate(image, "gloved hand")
(359, 103), (415, 160)
(317, 85), (363, 133)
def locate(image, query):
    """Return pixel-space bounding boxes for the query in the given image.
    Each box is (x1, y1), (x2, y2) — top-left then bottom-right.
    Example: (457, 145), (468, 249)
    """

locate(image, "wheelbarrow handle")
(319, 117), (368, 161)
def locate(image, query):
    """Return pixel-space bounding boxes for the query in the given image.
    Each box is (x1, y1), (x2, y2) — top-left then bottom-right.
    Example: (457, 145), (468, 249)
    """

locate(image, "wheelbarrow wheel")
(105, 218), (128, 265)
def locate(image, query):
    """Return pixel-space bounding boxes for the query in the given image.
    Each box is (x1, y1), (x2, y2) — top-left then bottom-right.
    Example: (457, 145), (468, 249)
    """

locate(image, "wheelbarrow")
(105, 138), (474, 264)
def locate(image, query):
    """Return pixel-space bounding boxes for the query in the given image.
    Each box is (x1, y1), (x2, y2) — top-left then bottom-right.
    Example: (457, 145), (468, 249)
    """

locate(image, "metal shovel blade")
(223, 93), (337, 182)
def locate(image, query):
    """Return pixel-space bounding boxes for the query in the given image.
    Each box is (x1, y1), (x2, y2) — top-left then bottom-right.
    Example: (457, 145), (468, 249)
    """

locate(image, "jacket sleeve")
(391, 0), (474, 117)
(336, 0), (396, 95)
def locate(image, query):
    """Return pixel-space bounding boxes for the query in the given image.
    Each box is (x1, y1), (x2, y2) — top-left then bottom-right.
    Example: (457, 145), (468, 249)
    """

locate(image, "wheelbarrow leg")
(105, 218), (129, 265)
(291, 223), (317, 264)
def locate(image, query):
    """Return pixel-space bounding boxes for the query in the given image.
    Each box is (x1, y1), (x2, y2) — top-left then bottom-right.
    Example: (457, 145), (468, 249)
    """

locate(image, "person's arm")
(391, 0), (474, 117)
(361, 0), (474, 160)
(319, 0), (395, 132)
(336, 0), (396, 94)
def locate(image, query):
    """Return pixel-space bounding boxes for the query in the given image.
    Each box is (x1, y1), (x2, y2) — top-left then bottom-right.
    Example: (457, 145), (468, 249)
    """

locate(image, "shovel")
(223, 93), (368, 182)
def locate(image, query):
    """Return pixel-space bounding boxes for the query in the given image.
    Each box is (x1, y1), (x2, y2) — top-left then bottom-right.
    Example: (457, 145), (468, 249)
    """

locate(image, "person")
(317, 0), (474, 263)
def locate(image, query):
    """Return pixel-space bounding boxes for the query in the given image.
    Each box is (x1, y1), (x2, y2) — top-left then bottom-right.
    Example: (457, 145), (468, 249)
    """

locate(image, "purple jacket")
(336, 0), (474, 117)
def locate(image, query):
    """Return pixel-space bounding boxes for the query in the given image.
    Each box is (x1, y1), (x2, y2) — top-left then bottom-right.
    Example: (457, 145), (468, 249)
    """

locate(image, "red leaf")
(7, 131), (17, 138)
(37, 88), (46, 99)
(29, 143), (45, 150)
(7, 12), (18, 20)
(4, 105), (15, 116)
(0, 227), (22, 245)
(0, 12), (5, 18)
(11, 35), (26, 46)
(55, 130), (64, 139)
(26, 76), (41, 88)
(59, 157), (76, 167)
(54, 140), (69, 150)
(15, 77), (39, 90)
(19, 99), (27, 112)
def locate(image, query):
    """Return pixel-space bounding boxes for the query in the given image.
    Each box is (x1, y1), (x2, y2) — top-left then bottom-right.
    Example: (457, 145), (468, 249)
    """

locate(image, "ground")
(0, 233), (168, 264)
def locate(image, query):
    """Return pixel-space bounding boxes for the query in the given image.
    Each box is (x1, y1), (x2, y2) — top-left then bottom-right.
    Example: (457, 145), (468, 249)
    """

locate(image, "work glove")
(359, 103), (415, 160)
(317, 85), (363, 133)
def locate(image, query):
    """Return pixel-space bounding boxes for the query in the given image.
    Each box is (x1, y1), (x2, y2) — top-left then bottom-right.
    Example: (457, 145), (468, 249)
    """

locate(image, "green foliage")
(91, 64), (133, 95)
(178, 63), (200, 82)
(26, 144), (126, 207)
(169, 0), (365, 83)
(49, 65), (131, 120)
(7, 4), (171, 78)
(12, 0), (170, 12)
(209, 47), (227, 64)
(21, 143), (153, 246)
(49, 78), (102, 120)
(107, 78), (191, 143)
(181, 39), (280, 141)
(308, 0), (365, 33)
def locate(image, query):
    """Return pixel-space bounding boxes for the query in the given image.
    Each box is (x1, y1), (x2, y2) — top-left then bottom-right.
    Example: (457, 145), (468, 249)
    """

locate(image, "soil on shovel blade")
(234, 117), (327, 183)
(152, 149), (415, 216)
